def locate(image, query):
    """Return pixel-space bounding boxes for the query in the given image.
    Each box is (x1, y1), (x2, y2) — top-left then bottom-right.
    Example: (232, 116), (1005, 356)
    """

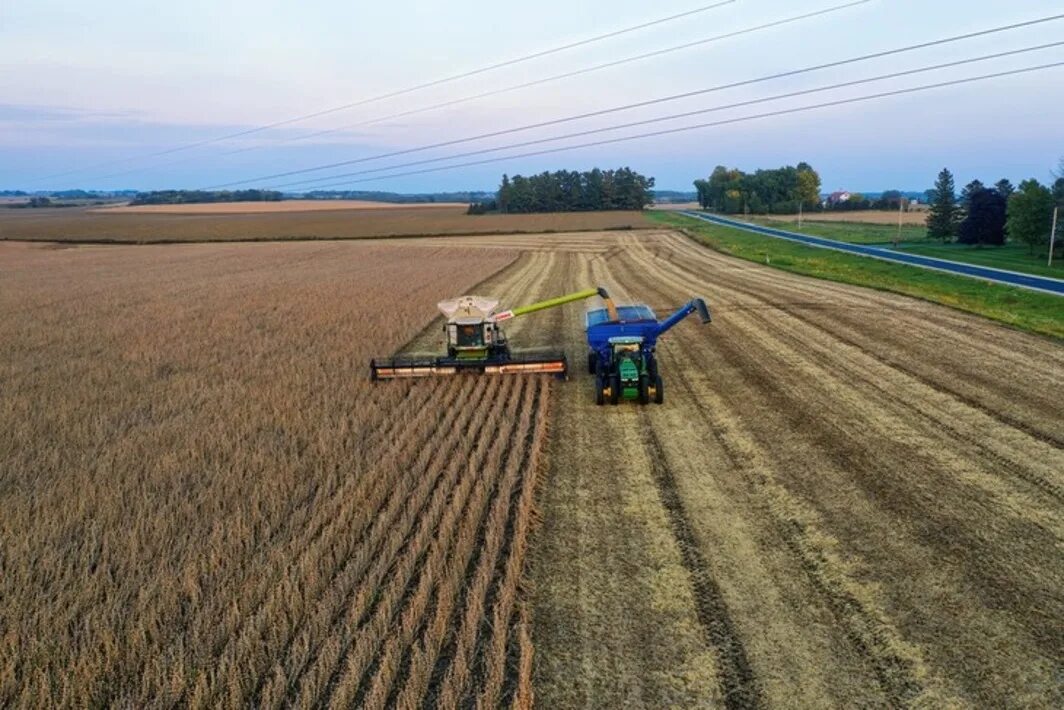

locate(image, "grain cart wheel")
(595, 374), (606, 406)
(638, 374), (650, 405)
(609, 373), (621, 405)
(653, 374), (664, 404)
(587, 351), (598, 374)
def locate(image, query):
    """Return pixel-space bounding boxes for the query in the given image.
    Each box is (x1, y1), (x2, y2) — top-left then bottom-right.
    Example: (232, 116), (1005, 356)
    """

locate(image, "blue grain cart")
(585, 298), (711, 405)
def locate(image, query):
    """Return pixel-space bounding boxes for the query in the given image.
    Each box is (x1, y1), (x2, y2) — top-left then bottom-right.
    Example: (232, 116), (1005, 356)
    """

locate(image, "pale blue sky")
(2, 0), (1062, 192)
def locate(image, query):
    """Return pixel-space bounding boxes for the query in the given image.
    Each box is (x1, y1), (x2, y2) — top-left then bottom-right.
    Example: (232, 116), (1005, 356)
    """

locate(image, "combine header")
(370, 287), (613, 380)
(585, 297), (711, 405)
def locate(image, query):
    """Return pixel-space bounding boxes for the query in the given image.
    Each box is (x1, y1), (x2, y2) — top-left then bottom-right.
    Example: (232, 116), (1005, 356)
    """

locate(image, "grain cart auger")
(585, 297), (711, 405)
(369, 287), (614, 380)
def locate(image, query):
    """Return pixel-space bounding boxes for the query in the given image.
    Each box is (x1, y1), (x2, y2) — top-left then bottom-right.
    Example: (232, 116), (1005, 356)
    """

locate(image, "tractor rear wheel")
(609, 373), (621, 405)
(653, 374), (664, 404)
(638, 374), (650, 405)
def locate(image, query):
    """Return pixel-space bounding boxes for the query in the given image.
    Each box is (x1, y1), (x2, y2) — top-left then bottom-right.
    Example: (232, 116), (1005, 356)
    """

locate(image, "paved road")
(681, 211), (1064, 296)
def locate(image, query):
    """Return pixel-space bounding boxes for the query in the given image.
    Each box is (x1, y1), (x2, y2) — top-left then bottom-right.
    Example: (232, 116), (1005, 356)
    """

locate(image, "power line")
(105, 0), (872, 186)
(216, 0), (874, 162)
(301, 62), (1064, 189)
(26, 0), (737, 184)
(271, 43), (1063, 190)
(212, 12), (1064, 190)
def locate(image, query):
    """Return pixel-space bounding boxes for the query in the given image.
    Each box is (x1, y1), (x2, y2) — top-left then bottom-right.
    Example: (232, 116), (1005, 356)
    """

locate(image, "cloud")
(0, 102), (137, 122)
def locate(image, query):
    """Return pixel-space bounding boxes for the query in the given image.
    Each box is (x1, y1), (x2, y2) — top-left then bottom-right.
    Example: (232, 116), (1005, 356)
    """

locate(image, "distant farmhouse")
(825, 190), (851, 207)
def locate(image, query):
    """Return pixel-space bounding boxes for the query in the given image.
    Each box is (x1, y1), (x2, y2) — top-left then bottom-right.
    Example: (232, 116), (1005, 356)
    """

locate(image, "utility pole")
(1050, 206), (1058, 268)
(895, 198), (904, 248)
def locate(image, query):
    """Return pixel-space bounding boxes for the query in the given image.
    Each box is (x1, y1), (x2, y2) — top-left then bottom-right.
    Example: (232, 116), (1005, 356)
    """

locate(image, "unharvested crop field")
(0, 240), (548, 707)
(93, 200), (469, 214)
(2, 227), (1061, 708)
(0, 204), (654, 243)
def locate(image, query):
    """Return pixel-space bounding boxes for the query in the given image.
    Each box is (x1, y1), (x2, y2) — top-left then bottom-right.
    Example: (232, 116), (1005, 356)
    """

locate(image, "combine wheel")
(652, 374), (664, 404)
(609, 373), (621, 405)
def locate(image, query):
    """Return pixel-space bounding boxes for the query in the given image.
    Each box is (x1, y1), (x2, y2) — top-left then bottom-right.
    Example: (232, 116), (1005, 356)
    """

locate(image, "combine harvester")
(370, 287), (612, 380)
(585, 297), (711, 405)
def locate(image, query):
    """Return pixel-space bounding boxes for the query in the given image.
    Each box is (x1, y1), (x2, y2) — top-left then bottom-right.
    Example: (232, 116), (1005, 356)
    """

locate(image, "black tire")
(609, 373), (621, 405)
(653, 374), (664, 404)
(594, 375), (605, 406)
(638, 374), (650, 405)
(587, 351), (598, 375)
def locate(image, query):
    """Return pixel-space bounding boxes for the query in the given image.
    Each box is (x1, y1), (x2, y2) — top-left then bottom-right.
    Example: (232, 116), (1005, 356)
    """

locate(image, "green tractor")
(594, 336), (662, 405)
(585, 299), (711, 406)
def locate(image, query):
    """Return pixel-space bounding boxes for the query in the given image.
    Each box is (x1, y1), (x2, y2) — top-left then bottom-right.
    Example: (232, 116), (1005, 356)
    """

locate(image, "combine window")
(456, 325), (484, 347)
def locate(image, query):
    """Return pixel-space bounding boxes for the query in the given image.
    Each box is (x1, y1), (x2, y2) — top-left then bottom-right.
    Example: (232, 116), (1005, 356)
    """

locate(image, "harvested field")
(93, 200), (468, 214)
(0, 240), (547, 707)
(388, 230), (1063, 708)
(762, 209), (928, 225)
(0, 204), (654, 243)
(2, 227), (1061, 708)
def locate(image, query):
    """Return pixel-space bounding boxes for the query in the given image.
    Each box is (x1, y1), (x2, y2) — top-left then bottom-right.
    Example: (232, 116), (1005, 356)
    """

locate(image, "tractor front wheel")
(638, 374), (650, 405)
(609, 373), (621, 405)
(652, 374), (664, 404)
(595, 374), (605, 406)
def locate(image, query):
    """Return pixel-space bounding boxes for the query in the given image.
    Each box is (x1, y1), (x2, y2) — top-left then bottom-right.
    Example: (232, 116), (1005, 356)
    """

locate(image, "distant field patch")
(93, 199), (469, 214)
(0, 204), (656, 243)
(762, 209), (928, 225)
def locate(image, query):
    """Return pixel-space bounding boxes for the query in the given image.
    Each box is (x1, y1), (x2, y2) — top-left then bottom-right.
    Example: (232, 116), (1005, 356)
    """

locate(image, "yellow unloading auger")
(370, 287), (615, 380)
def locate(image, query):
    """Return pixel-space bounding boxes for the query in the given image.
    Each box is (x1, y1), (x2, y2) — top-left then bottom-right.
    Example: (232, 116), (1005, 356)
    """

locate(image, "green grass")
(899, 242), (1064, 279)
(649, 211), (1064, 340)
(745, 216), (929, 244)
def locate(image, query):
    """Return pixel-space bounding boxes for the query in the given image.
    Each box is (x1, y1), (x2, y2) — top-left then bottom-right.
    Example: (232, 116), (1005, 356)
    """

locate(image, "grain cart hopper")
(585, 297), (711, 404)
(370, 287), (614, 380)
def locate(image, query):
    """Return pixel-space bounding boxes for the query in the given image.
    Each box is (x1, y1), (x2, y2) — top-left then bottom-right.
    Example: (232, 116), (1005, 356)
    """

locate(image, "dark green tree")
(496, 167), (654, 213)
(957, 187), (1006, 246)
(1007, 179), (1055, 253)
(1052, 177), (1064, 207)
(994, 178), (1015, 201)
(960, 179), (985, 210)
(926, 168), (960, 241)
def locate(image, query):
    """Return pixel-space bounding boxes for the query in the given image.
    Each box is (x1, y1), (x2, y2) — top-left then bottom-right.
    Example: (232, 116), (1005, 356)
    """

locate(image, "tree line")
(474, 167), (655, 214)
(693, 163), (821, 214)
(926, 162), (1064, 253)
(130, 190), (283, 205)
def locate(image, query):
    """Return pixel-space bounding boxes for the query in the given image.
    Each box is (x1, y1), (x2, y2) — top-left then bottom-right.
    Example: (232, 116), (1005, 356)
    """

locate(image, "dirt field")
(2, 229), (1061, 708)
(762, 209), (928, 225)
(0, 240), (548, 707)
(0, 204), (655, 243)
(92, 200), (469, 214)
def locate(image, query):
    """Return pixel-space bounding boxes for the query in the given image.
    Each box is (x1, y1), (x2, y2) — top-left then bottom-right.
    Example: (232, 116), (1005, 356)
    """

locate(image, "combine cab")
(370, 287), (612, 380)
(585, 298), (711, 405)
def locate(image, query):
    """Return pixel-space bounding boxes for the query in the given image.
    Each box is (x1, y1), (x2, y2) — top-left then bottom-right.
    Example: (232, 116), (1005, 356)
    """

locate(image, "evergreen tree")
(957, 187), (1006, 246)
(926, 168), (960, 241)
(994, 178), (1015, 201)
(960, 179), (985, 210)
